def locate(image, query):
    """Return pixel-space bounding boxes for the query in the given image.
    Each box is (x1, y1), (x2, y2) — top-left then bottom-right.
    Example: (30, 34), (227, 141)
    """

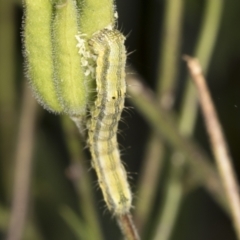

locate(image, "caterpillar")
(87, 29), (132, 215)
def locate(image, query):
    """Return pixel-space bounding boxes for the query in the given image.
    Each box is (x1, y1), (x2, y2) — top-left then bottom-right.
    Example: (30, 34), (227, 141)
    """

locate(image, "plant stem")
(151, 3), (224, 238)
(127, 75), (228, 212)
(0, 0), (17, 201)
(184, 56), (240, 240)
(60, 206), (89, 240)
(152, 3), (224, 239)
(153, 156), (184, 240)
(134, 135), (165, 232)
(6, 81), (38, 240)
(134, 0), (184, 233)
(179, 0), (223, 136)
(0, 204), (43, 240)
(61, 116), (104, 240)
(157, 0), (184, 107)
(117, 214), (140, 240)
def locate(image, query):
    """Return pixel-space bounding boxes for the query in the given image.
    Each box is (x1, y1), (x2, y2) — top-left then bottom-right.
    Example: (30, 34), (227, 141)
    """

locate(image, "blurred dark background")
(118, 1), (240, 240)
(1, 0), (240, 239)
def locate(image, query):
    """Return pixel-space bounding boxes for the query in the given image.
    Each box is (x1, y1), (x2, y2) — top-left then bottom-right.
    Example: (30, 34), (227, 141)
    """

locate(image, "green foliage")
(78, 0), (115, 37)
(2, 0), (240, 239)
(52, 0), (87, 115)
(24, 0), (62, 112)
(23, 0), (115, 115)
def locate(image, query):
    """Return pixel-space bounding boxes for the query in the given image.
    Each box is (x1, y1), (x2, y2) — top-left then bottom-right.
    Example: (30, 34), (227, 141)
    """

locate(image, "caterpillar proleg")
(87, 29), (132, 215)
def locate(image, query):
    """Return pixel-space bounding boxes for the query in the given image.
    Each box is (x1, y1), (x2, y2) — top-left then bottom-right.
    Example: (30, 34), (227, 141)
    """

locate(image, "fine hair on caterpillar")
(87, 28), (132, 215)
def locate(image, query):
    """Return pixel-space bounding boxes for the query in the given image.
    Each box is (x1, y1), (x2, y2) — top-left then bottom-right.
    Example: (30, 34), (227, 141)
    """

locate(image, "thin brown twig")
(126, 74), (228, 211)
(183, 55), (240, 240)
(117, 213), (140, 240)
(6, 81), (38, 240)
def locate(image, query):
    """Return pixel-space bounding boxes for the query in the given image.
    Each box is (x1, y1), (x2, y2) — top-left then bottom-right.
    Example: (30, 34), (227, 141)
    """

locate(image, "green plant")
(1, 1), (240, 240)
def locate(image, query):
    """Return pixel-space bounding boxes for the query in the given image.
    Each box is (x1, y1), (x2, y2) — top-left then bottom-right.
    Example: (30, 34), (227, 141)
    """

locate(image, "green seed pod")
(23, 0), (62, 113)
(53, 0), (87, 115)
(78, 0), (116, 37)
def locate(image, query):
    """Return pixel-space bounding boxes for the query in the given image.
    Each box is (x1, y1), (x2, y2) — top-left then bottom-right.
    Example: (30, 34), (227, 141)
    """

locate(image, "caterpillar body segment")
(87, 29), (132, 215)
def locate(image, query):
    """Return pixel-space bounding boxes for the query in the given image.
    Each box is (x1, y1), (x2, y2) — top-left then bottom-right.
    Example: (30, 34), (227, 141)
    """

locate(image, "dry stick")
(6, 82), (38, 240)
(154, 2), (223, 239)
(117, 214), (140, 240)
(155, 0), (224, 240)
(136, 1), (223, 238)
(183, 56), (240, 240)
(127, 75), (228, 212)
(153, 3), (224, 239)
(1, 204), (43, 239)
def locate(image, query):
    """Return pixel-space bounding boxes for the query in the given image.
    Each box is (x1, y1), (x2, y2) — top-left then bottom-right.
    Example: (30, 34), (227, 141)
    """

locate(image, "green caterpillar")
(87, 29), (132, 215)
(23, 0), (132, 216)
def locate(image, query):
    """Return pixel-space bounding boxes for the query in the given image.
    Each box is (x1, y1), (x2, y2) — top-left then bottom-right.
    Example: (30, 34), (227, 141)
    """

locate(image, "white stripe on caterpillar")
(87, 29), (132, 215)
